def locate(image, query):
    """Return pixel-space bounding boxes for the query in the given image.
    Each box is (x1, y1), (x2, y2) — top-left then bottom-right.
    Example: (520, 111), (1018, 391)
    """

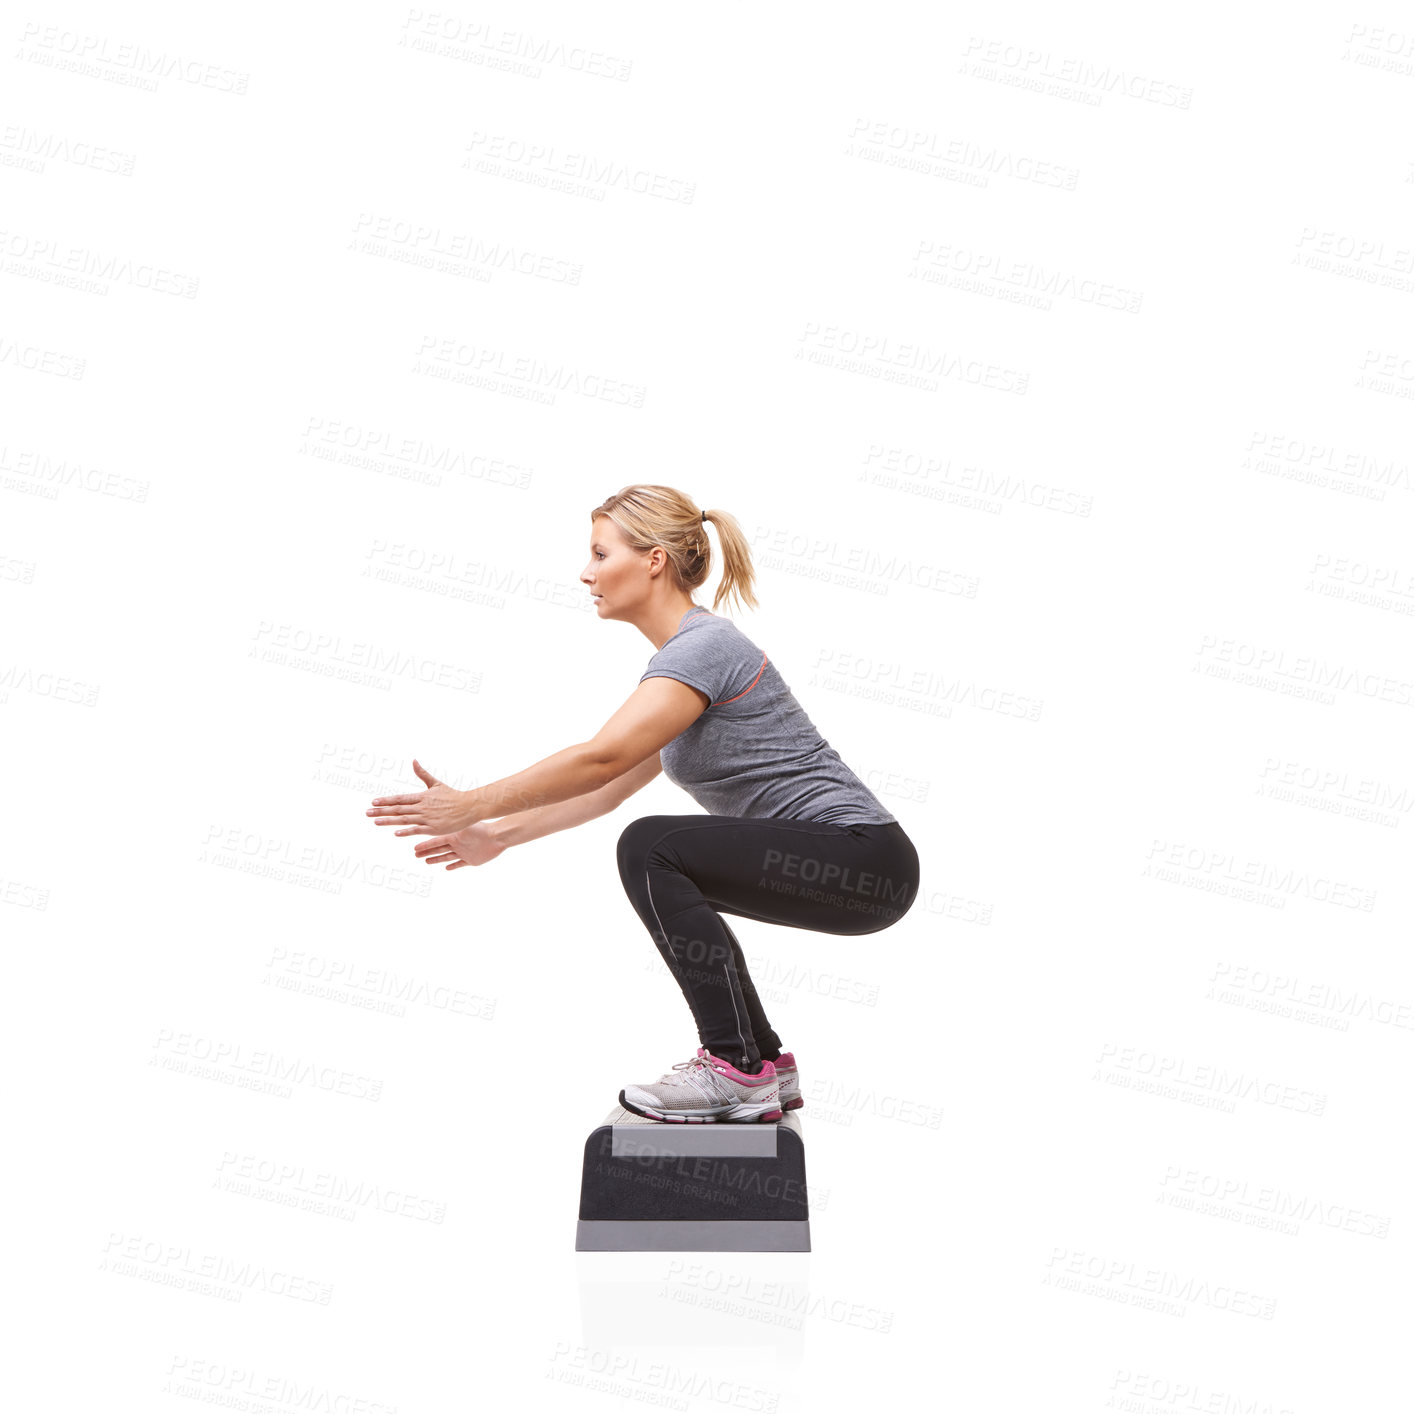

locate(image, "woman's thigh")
(617, 814), (919, 936)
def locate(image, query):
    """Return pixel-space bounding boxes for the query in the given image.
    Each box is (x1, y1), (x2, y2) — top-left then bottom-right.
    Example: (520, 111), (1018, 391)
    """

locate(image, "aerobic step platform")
(576, 1104), (810, 1251)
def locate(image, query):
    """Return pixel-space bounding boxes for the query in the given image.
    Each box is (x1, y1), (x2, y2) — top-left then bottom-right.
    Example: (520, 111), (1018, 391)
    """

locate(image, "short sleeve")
(639, 629), (732, 705)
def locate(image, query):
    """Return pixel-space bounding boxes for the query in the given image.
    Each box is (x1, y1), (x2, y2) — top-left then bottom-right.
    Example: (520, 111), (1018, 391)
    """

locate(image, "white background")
(5, 4), (1410, 1411)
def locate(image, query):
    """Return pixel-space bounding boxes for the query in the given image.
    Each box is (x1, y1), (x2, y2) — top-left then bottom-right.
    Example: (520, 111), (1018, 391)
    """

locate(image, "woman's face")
(580, 516), (644, 618)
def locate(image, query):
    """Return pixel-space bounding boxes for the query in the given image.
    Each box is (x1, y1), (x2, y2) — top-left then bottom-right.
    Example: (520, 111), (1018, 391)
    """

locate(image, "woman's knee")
(854, 890), (918, 934)
(616, 814), (672, 881)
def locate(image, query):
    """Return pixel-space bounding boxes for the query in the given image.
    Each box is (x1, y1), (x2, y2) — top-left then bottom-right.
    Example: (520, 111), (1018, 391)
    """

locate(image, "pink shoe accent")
(773, 1051), (802, 1110)
(700, 1048), (778, 1088)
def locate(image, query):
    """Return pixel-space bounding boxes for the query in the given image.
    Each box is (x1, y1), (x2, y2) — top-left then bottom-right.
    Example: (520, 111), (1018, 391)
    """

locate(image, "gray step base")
(576, 1218), (809, 1252)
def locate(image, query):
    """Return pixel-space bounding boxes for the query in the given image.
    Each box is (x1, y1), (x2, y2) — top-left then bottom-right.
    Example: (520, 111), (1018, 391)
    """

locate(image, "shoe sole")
(618, 1089), (783, 1124)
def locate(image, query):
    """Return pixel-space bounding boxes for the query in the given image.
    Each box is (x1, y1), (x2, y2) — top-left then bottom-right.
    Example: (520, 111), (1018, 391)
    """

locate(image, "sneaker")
(773, 1052), (802, 1111)
(620, 1047), (783, 1124)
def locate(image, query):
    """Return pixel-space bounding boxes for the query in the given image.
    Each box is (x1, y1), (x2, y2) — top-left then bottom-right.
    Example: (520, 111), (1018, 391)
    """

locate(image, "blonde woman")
(367, 485), (920, 1123)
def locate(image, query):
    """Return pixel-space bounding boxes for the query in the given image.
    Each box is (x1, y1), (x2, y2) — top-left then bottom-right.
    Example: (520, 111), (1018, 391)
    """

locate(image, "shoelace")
(666, 1054), (739, 1105)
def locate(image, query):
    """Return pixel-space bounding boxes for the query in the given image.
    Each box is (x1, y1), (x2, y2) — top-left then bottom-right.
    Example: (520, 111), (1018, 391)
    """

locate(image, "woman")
(367, 485), (921, 1124)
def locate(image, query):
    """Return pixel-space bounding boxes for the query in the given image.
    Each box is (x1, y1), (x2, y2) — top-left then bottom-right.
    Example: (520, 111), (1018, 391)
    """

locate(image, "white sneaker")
(773, 1051), (802, 1111)
(620, 1048), (783, 1124)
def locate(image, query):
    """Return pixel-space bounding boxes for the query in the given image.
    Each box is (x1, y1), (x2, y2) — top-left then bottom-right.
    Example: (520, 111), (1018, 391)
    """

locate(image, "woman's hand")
(367, 760), (479, 837)
(414, 822), (507, 871)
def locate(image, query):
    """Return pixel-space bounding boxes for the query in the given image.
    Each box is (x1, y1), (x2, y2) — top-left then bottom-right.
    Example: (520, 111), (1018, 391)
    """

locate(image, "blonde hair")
(589, 484), (759, 616)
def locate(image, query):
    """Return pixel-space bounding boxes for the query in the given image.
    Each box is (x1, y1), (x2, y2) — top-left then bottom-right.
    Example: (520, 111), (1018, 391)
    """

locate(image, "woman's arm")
(414, 753), (664, 870)
(489, 752), (663, 847)
(368, 676), (707, 837)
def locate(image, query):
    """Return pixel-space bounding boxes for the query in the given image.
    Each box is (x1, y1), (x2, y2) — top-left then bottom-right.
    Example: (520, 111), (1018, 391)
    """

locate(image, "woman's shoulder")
(654, 610), (770, 705)
(685, 612), (770, 669)
(685, 609), (762, 649)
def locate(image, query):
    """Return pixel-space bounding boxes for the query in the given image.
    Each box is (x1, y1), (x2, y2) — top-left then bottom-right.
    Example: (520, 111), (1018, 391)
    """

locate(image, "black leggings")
(615, 814), (921, 1070)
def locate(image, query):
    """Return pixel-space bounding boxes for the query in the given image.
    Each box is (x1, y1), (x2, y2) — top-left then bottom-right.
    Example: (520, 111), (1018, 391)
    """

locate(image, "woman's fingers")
(369, 803), (423, 822)
(370, 774), (441, 834)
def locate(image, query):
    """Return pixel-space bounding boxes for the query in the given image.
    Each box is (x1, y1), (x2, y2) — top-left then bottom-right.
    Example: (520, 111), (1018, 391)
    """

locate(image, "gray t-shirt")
(638, 605), (897, 826)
